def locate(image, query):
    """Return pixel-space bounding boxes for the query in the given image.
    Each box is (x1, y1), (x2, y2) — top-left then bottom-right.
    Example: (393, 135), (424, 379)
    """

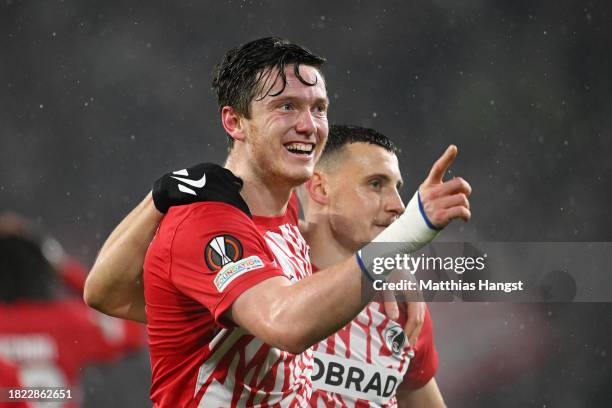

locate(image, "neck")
(301, 212), (354, 270)
(225, 152), (293, 217)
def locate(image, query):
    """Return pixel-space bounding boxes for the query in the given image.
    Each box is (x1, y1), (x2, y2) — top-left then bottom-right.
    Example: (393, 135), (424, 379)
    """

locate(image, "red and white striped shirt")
(144, 194), (313, 407)
(309, 266), (438, 408)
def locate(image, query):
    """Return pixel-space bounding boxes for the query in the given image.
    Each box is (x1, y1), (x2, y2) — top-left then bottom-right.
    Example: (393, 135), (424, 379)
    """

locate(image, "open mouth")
(284, 142), (315, 156)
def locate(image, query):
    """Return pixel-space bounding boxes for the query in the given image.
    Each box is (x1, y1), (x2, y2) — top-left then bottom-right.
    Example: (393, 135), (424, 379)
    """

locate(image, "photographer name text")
(373, 279), (524, 293)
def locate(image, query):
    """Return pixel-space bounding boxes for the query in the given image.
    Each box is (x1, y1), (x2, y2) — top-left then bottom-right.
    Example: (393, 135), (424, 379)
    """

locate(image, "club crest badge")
(383, 324), (406, 356)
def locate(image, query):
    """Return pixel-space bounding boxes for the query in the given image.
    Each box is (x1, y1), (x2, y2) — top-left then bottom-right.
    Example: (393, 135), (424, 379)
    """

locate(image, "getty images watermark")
(364, 242), (612, 302)
(372, 252), (523, 294)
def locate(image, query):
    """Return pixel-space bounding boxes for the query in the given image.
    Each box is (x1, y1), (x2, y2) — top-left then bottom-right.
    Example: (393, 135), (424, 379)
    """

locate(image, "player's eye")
(369, 179), (382, 190)
(279, 103), (293, 111)
(313, 105), (327, 116)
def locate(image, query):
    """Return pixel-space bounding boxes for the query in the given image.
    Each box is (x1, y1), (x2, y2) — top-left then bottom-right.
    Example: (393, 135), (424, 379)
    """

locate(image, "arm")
(83, 192), (161, 323)
(396, 303), (443, 407)
(230, 256), (373, 354)
(397, 378), (446, 408)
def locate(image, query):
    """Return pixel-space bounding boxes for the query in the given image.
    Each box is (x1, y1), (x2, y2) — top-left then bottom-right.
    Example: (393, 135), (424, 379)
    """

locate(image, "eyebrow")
(265, 95), (329, 108)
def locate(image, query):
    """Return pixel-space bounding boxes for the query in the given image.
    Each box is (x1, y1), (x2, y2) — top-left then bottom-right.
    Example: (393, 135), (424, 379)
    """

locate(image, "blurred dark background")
(1, 0), (610, 406)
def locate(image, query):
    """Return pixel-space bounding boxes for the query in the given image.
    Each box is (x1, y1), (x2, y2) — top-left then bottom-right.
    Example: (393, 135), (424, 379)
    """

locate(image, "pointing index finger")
(425, 144), (458, 185)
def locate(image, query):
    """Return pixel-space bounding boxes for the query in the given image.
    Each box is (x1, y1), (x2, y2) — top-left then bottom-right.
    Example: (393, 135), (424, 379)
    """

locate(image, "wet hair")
(317, 124), (400, 168)
(212, 37), (326, 148)
(0, 235), (59, 303)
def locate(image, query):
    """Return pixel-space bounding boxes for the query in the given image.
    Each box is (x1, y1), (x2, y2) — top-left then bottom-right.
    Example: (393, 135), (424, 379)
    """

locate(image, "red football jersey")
(309, 265), (438, 407)
(0, 300), (145, 408)
(144, 194), (313, 407)
(0, 357), (30, 408)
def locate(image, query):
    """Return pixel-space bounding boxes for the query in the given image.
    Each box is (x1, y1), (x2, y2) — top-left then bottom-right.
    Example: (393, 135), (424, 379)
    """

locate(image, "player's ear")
(221, 106), (246, 142)
(305, 171), (329, 205)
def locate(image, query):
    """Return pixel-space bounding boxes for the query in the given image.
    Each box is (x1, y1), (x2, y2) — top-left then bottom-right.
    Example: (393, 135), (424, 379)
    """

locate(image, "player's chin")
(282, 162), (314, 184)
(288, 169), (313, 185)
(372, 225), (387, 237)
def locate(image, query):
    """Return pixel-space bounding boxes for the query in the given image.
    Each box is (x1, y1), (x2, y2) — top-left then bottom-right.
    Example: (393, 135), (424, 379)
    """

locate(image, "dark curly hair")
(212, 37), (326, 148)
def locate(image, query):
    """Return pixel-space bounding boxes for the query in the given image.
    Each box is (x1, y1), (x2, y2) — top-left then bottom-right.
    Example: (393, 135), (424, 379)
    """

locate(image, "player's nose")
(385, 188), (405, 218)
(295, 109), (317, 136)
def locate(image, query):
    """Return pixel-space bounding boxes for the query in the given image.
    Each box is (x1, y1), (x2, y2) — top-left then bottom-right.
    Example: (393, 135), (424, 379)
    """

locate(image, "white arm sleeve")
(357, 190), (440, 280)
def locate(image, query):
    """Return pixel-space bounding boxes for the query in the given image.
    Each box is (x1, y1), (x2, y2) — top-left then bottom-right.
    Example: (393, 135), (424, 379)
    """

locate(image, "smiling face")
(239, 64), (329, 187)
(323, 142), (405, 251)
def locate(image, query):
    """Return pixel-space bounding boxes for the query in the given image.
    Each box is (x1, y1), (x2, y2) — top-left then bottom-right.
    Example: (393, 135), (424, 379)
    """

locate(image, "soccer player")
(86, 125), (447, 408)
(0, 232), (145, 408)
(84, 37), (471, 406)
(300, 125), (445, 407)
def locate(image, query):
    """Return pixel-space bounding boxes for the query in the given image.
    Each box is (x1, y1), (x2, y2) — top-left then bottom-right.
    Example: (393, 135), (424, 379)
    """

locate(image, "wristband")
(417, 191), (442, 231)
(355, 251), (377, 283)
(357, 190), (440, 279)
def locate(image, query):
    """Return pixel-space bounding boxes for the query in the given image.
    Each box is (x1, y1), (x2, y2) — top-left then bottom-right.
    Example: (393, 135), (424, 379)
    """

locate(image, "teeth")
(285, 143), (313, 153)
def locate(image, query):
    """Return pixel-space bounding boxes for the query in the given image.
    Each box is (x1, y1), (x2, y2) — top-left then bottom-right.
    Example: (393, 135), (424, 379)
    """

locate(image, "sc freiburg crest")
(204, 235), (243, 271)
(384, 325), (406, 356)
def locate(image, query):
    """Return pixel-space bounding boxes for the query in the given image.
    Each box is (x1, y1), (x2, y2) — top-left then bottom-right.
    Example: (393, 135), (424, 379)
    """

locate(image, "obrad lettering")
(312, 352), (403, 403)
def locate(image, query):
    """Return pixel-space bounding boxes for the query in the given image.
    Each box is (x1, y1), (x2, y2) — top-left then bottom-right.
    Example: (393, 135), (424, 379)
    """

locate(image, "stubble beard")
(248, 124), (312, 189)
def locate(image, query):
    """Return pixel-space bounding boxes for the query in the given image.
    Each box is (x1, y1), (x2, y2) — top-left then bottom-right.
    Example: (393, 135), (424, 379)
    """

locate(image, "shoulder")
(161, 202), (273, 271)
(167, 201), (256, 236)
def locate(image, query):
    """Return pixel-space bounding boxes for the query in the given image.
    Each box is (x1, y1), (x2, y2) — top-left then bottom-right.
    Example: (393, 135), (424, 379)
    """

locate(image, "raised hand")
(419, 145), (471, 228)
